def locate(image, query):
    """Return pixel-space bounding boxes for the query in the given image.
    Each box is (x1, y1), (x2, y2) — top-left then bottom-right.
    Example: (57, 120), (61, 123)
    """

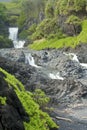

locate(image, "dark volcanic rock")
(0, 55), (87, 106)
(0, 71), (29, 130)
(0, 46), (87, 106)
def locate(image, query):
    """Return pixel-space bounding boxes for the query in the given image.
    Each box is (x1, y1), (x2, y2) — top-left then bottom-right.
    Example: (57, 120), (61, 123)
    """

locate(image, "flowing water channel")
(9, 27), (25, 48)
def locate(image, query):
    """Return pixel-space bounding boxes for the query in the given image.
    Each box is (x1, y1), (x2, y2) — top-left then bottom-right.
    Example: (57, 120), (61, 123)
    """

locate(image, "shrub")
(19, 30), (28, 39)
(28, 23), (37, 35)
(8, 15), (19, 26)
(31, 18), (63, 40)
(66, 15), (81, 35)
(0, 35), (13, 48)
(45, 0), (54, 18)
(32, 89), (50, 110)
(55, 0), (87, 15)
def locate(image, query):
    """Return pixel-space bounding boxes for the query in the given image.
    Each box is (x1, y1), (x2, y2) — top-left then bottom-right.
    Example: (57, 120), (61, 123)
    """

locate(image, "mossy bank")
(0, 67), (58, 130)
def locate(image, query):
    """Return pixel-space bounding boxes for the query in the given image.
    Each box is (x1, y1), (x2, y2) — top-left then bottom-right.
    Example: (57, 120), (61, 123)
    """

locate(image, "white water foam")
(63, 52), (79, 62)
(49, 72), (64, 80)
(25, 53), (41, 68)
(9, 27), (25, 48)
(80, 63), (87, 68)
(63, 52), (87, 68)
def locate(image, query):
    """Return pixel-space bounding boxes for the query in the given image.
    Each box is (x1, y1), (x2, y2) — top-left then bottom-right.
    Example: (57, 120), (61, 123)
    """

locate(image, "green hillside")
(0, 0), (87, 49)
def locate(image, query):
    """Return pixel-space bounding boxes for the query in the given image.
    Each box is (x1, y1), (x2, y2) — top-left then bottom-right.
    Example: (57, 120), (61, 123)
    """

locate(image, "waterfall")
(80, 63), (87, 68)
(63, 52), (87, 68)
(63, 52), (79, 62)
(69, 53), (79, 62)
(49, 72), (64, 80)
(9, 27), (25, 48)
(24, 53), (40, 68)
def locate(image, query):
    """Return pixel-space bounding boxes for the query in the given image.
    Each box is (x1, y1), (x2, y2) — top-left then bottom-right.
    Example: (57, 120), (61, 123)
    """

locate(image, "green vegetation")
(0, 3), (8, 36)
(0, 96), (6, 105)
(31, 18), (64, 40)
(1, 0), (87, 49)
(29, 20), (87, 50)
(0, 68), (58, 130)
(0, 35), (13, 48)
(55, 0), (87, 15)
(33, 89), (50, 110)
(1, 1), (21, 15)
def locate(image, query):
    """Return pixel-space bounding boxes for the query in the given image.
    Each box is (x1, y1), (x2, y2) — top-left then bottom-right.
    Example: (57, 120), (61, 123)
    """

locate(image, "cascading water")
(24, 52), (64, 80)
(63, 52), (87, 68)
(49, 72), (64, 80)
(9, 27), (18, 41)
(24, 53), (40, 68)
(9, 27), (25, 48)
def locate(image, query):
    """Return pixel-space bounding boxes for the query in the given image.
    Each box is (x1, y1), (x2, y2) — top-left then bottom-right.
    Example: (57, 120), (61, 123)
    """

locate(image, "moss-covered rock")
(0, 68), (58, 130)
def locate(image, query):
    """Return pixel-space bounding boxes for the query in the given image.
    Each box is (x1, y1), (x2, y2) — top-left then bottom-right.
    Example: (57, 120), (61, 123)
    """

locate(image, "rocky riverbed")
(0, 44), (87, 130)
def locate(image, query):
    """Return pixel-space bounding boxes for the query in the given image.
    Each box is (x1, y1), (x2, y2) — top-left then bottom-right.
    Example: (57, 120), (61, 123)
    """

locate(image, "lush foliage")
(31, 18), (64, 40)
(55, 0), (87, 15)
(0, 3), (7, 20)
(0, 68), (58, 130)
(1, 0), (87, 49)
(0, 35), (13, 48)
(45, 0), (54, 18)
(0, 3), (9, 37)
(29, 20), (87, 50)
(32, 89), (50, 110)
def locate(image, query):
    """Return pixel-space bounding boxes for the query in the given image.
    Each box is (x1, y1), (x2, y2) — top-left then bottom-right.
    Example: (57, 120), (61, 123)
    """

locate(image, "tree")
(0, 3), (7, 20)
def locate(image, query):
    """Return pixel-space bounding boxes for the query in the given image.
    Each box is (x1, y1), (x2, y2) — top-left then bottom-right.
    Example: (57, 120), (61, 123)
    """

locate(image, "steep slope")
(0, 67), (58, 130)
(29, 20), (87, 50)
(28, 0), (87, 50)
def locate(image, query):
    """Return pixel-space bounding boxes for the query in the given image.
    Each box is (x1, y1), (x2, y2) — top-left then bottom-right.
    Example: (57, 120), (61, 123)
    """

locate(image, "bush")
(66, 15), (81, 35)
(19, 30), (28, 39)
(32, 89), (50, 110)
(55, 0), (87, 15)
(28, 23), (37, 35)
(0, 35), (13, 48)
(31, 18), (63, 40)
(45, 0), (54, 18)
(8, 15), (19, 26)
(17, 12), (26, 29)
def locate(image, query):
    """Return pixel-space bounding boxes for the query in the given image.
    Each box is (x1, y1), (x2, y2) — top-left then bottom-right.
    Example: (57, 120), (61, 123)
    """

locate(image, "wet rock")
(0, 46), (87, 106)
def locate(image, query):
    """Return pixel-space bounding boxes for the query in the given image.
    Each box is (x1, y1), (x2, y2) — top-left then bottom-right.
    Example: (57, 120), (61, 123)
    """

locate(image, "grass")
(29, 20), (87, 50)
(0, 1), (21, 15)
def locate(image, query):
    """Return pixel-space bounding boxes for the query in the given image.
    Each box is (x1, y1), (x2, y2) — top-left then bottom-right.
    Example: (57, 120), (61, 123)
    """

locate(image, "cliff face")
(0, 68), (58, 130)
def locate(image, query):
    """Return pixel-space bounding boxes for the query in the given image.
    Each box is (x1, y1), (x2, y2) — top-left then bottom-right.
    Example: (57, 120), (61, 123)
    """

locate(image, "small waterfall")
(80, 63), (87, 68)
(24, 53), (40, 68)
(9, 27), (25, 48)
(49, 72), (64, 80)
(63, 52), (79, 62)
(63, 52), (87, 68)
(69, 53), (79, 62)
(9, 27), (18, 41)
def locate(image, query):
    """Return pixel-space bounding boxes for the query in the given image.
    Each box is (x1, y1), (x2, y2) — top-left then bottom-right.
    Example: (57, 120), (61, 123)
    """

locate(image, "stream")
(0, 27), (87, 130)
